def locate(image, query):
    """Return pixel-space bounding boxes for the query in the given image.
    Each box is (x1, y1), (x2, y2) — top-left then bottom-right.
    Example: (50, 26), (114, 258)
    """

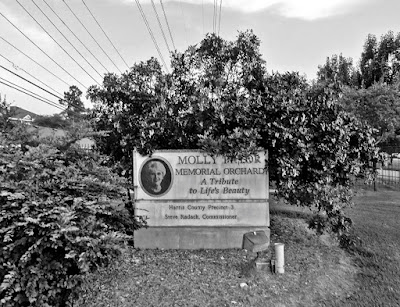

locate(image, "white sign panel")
(133, 150), (269, 228)
(135, 201), (268, 227)
(134, 150), (267, 201)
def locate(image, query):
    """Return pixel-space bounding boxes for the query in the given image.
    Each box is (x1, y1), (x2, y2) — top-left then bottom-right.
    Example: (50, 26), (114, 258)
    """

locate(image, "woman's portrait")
(140, 158), (172, 196)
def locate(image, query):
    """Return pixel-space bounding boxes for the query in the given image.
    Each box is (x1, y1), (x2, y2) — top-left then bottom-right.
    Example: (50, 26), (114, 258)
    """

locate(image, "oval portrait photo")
(139, 157), (173, 197)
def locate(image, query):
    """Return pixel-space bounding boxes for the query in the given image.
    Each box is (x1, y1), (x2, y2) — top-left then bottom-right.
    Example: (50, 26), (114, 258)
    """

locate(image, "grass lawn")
(342, 189), (400, 306)
(74, 189), (400, 307)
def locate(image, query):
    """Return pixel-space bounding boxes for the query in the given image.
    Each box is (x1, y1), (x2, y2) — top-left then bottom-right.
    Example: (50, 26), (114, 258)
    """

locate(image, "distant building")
(9, 106), (37, 125)
(9, 114), (34, 124)
(75, 137), (95, 151)
(9, 106), (95, 151)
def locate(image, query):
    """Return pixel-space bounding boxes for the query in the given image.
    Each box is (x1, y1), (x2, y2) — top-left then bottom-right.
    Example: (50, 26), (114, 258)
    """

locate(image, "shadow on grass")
(270, 207), (314, 220)
(341, 233), (375, 259)
(237, 259), (259, 278)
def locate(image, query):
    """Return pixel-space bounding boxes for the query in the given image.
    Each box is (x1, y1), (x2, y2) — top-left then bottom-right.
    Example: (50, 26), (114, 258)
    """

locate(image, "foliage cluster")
(339, 82), (400, 144)
(59, 85), (86, 121)
(317, 31), (400, 89)
(33, 114), (71, 129)
(317, 31), (400, 143)
(87, 31), (378, 237)
(0, 94), (15, 132)
(0, 126), (145, 307)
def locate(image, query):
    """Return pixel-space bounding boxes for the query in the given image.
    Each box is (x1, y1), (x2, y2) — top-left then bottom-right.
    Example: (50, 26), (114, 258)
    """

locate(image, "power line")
(0, 74), (87, 114)
(0, 52), (63, 97)
(0, 12), (87, 89)
(134, 0), (169, 73)
(160, 0), (176, 50)
(0, 76), (63, 109)
(81, 0), (130, 70)
(150, 0), (171, 54)
(31, 0), (104, 80)
(218, 0), (222, 37)
(16, 0), (99, 86)
(0, 36), (71, 89)
(0, 79), (65, 111)
(213, 0), (216, 34)
(201, 0), (205, 37)
(41, 0), (110, 74)
(0, 64), (64, 101)
(62, 0), (122, 74)
(179, 0), (189, 45)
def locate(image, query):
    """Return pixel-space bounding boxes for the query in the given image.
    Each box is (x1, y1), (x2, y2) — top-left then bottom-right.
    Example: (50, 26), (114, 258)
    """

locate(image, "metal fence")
(375, 157), (400, 188)
(270, 145), (400, 191)
(356, 145), (400, 190)
(79, 144), (94, 152)
(375, 145), (400, 188)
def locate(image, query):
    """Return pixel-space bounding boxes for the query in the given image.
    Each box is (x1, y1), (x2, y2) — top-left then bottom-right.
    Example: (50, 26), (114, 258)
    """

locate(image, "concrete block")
(134, 226), (270, 249)
(242, 230), (270, 253)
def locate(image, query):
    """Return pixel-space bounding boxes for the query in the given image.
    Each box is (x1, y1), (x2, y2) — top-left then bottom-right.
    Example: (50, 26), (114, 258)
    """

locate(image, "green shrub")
(308, 214), (329, 235)
(0, 132), (145, 306)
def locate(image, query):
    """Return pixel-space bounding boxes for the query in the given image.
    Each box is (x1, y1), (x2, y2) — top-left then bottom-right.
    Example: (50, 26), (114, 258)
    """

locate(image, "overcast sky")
(1, 0), (400, 115)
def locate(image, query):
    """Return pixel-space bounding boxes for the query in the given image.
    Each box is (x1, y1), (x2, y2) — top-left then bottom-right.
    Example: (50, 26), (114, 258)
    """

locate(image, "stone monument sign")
(133, 150), (269, 249)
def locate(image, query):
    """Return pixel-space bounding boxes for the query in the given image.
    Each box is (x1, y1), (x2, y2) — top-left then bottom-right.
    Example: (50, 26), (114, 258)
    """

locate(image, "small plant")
(339, 232), (362, 251)
(308, 214), (329, 235)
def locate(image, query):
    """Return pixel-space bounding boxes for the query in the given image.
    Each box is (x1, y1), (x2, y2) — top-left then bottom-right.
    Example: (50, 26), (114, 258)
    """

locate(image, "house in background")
(10, 106), (95, 151)
(75, 137), (95, 151)
(9, 106), (37, 125)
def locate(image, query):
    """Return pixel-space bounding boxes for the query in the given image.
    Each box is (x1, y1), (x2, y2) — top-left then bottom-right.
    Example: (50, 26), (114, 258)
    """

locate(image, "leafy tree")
(33, 114), (71, 129)
(315, 31), (400, 148)
(359, 34), (381, 88)
(376, 31), (400, 84)
(0, 126), (145, 306)
(357, 31), (400, 88)
(89, 32), (378, 237)
(339, 82), (400, 144)
(87, 57), (166, 177)
(316, 53), (357, 87)
(0, 94), (15, 132)
(60, 85), (85, 121)
(191, 69), (377, 235)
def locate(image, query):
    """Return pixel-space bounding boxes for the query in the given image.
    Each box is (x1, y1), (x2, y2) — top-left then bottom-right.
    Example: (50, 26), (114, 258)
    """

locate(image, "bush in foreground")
(0, 129), (145, 306)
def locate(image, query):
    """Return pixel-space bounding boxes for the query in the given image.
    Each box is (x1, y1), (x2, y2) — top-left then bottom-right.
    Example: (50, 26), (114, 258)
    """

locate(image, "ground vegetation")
(0, 124), (145, 306)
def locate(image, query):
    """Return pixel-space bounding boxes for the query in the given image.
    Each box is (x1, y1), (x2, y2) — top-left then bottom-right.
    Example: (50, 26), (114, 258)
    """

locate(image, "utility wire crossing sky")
(0, 0), (399, 115)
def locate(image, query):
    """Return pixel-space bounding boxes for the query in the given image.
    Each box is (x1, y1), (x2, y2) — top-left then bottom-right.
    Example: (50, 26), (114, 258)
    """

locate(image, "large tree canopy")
(358, 31), (400, 88)
(315, 30), (400, 145)
(0, 94), (15, 132)
(88, 31), (378, 236)
(87, 57), (165, 173)
(339, 82), (400, 144)
(316, 31), (400, 90)
(60, 85), (86, 121)
(316, 53), (357, 87)
(33, 114), (71, 129)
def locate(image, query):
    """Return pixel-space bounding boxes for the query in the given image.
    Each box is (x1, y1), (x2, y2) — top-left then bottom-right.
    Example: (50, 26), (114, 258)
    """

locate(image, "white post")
(274, 243), (285, 273)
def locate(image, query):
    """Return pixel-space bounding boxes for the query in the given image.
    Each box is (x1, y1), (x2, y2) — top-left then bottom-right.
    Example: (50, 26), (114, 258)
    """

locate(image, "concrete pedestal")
(134, 226), (270, 249)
